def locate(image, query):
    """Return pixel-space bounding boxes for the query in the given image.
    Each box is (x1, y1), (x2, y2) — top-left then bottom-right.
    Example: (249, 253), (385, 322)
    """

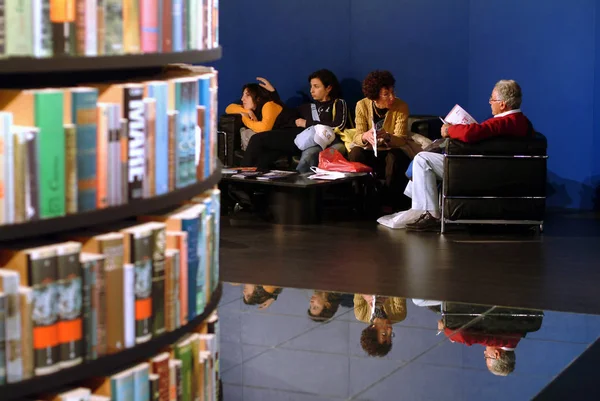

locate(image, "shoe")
(406, 212), (441, 232)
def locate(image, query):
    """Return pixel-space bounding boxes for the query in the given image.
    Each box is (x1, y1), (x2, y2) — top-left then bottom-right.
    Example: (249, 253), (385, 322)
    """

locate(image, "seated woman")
(350, 70), (428, 211)
(225, 83), (293, 150)
(241, 69), (350, 171)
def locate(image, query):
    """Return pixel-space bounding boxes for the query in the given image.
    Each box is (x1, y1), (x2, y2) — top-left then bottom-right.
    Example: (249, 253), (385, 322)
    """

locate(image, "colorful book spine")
(6, 0), (34, 56)
(198, 76), (212, 178)
(143, 98), (156, 198)
(110, 369), (135, 401)
(72, 86), (99, 213)
(55, 242), (83, 368)
(96, 103), (109, 209)
(81, 253), (105, 361)
(186, 80), (198, 186)
(175, 81), (188, 188)
(140, 0), (158, 52)
(33, 89), (66, 218)
(132, 362), (150, 401)
(210, 189), (220, 289)
(147, 82), (169, 195)
(167, 111), (178, 191)
(0, 112), (14, 223)
(184, 216), (199, 320)
(125, 85), (146, 200)
(18, 286), (33, 380)
(75, 0), (98, 55)
(104, 0), (123, 54)
(24, 127), (40, 221)
(172, 0), (183, 51)
(123, 0), (141, 53)
(160, 0), (172, 52)
(0, 270), (22, 383)
(64, 123), (78, 214)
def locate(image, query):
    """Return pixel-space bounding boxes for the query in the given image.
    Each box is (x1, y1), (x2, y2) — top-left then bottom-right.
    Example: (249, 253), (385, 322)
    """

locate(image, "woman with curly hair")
(350, 70), (430, 211)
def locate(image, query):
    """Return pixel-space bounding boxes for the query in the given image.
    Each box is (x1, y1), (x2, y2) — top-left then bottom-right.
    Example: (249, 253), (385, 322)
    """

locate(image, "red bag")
(318, 148), (373, 173)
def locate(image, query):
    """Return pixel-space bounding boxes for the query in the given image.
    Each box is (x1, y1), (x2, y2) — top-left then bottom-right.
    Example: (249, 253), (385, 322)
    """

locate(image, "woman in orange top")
(225, 83), (285, 133)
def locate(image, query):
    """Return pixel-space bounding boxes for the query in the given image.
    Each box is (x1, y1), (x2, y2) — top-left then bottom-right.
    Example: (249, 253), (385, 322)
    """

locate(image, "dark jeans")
(241, 127), (303, 169)
(349, 147), (412, 209)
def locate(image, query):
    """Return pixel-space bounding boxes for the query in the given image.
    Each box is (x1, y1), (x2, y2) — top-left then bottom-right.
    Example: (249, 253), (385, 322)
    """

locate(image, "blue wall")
(215, 0), (600, 210)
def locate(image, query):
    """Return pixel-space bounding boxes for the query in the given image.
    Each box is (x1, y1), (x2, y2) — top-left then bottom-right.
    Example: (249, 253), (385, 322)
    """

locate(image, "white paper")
(444, 104), (478, 125)
(372, 119), (378, 157)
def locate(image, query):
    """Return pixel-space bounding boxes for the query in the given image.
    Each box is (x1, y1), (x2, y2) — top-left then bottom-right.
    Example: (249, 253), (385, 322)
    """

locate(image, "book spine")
(0, 113), (8, 223)
(11, 130), (24, 223)
(96, 103), (109, 209)
(148, 83), (169, 195)
(29, 248), (61, 376)
(0, 0), (5, 55)
(51, 0), (77, 58)
(196, 106), (205, 181)
(172, 0), (182, 51)
(187, 81), (198, 185)
(123, 264), (135, 349)
(123, 0), (140, 53)
(64, 124), (78, 214)
(164, 252), (175, 331)
(0, 294), (5, 385)
(184, 218), (199, 321)
(197, 208), (208, 314)
(175, 82), (187, 188)
(6, 0), (34, 56)
(174, 342), (192, 401)
(0, 272), (22, 383)
(143, 98), (156, 198)
(76, 0), (98, 55)
(167, 111), (177, 192)
(210, 190), (220, 290)
(96, 0), (105, 54)
(120, 117), (129, 203)
(125, 85), (146, 200)
(34, 90), (66, 218)
(56, 243), (83, 368)
(24, 129), (40, 221)
(73, 89), (99, 212)
(133, 234), (153, 343)
(150, 226), (166, 336)
(212, 0), (218, 48)
(104, 0), (122, 54)
(18, 287), (34, 380)
(161, 0), (172, 52)
(198, 77), (212, 178)
(140, 0), (158, 52)
(81, 259), (95, 360)
(41, 0), (53, 56)
(109, 104), (121, 206)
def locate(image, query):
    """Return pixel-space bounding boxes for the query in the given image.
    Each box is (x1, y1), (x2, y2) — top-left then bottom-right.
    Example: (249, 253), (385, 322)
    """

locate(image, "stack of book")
(0, 0), (219, 58)
(19, 314), (220, 400)
(0, 65), (219, 225)
(0, 188), (220, 384)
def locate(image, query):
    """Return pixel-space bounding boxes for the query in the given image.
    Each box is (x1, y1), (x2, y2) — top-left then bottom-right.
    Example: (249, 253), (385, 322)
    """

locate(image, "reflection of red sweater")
(445, 328), (523, 348)
(448, 112), (531, 143)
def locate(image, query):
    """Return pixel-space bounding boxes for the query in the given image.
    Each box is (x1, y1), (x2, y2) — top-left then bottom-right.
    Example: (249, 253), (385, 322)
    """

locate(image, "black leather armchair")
(441, 133), (548, 233)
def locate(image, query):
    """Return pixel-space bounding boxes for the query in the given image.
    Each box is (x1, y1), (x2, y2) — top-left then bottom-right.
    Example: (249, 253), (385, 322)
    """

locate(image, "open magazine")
(442, 104), (478, 125)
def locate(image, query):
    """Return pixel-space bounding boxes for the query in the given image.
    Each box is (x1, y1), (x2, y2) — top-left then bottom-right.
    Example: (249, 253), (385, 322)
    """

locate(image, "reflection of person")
(307, 291), (345, 322)
(405, 79), (534, 231)
(438, 320), (521, 376)
(355, 294), (407, 357)
(241, 284), (282, 310)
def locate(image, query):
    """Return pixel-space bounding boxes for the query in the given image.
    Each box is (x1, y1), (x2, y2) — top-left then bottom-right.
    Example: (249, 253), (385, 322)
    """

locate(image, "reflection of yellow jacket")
(353, 295), (407, 324)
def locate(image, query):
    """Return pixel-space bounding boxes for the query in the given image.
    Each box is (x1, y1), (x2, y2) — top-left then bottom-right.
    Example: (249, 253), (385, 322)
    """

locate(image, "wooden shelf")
(0, 169), (221, 242)
(0, 282), (222, 401)
(0, 48), (222, 75)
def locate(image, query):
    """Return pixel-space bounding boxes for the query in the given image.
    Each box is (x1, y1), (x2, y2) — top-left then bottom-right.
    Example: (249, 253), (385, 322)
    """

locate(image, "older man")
(405, 79), (534, 231)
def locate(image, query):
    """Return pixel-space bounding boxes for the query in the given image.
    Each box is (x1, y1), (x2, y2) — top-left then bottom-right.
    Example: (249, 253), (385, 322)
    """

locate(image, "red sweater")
(445, 328), (523, 348)
(448, 111), (531, 143)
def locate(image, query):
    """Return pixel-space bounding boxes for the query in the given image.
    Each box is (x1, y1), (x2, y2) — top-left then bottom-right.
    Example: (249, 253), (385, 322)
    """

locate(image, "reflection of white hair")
(489, 351), (516, 376)
(494, 80), (522, 109)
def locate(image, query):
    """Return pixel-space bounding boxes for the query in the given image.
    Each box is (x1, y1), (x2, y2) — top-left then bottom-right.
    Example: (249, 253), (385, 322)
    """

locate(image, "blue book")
(198, 76), (212, 178)
(187, 80), (199, 186)
(196, 205), (208, 315)
(209, 189), (221, 291)
(110, 369), (135, 401)
(71, 88), (99, 212)
(176, 81), (189, 188)
(172, 0), (183, 51)
(147, 82), (169, 195)
(132, 362), (150, 401)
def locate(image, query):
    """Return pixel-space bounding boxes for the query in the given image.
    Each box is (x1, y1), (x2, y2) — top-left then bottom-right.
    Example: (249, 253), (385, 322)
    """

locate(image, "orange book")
(50, 0), (76, 22)
(96, 104), (110, 209)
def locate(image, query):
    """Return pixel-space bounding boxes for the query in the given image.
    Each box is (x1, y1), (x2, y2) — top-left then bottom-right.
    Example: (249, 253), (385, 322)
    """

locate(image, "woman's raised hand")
(256, 77), (276, 92)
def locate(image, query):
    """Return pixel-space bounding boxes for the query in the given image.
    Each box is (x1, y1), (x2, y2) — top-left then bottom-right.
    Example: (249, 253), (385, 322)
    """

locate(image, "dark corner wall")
(211, 0), (600, 211)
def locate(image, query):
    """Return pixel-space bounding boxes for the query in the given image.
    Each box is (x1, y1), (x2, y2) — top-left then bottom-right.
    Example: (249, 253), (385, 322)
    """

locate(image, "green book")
(174, 336), (193, 401)
(34, 89), (66, 218)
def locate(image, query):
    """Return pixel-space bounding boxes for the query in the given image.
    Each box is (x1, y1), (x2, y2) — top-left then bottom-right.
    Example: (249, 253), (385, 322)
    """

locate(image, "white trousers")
(404, 152), (445, 213)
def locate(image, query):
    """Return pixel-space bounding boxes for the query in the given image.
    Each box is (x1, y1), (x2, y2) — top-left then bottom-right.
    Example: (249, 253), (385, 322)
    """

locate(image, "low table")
(220, 172), (370, 224)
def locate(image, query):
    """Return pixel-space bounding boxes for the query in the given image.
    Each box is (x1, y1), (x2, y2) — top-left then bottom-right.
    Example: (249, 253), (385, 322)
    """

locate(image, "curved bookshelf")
(1, 282), (222, 401)
(0, 169), (221, 242)
(0, 48), (222, 74)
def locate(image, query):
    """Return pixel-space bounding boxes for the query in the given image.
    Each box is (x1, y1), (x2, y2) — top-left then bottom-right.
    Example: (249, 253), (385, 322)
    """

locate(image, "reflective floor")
(218, 282), (600, 401)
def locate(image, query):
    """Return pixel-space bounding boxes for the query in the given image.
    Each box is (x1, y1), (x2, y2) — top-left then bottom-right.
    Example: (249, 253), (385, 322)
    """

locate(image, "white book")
(0, 112), (14, 223)
(0, 270), (22, 383)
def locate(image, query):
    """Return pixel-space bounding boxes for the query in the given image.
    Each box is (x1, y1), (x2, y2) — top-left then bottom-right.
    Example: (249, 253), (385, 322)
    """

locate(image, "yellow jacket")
(353, 294), (407, 324)
(351, 97), (423, 158)
(225, 101), (283, 133)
